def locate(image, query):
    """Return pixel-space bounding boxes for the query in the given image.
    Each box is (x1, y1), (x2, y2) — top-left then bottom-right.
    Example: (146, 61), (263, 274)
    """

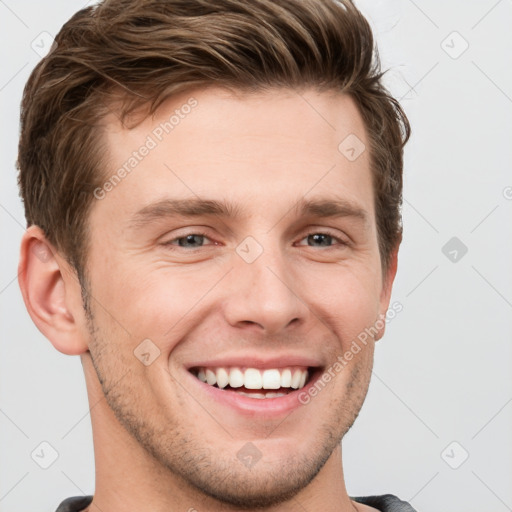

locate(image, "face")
(82, 87), (396, 507)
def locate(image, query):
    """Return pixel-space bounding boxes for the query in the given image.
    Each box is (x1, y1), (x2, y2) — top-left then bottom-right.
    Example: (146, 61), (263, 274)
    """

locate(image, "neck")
(81, 355), (358, 512)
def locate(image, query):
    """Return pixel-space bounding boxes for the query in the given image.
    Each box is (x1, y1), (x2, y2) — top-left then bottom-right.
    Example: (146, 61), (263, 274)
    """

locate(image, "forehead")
(97, 86), (374, 224)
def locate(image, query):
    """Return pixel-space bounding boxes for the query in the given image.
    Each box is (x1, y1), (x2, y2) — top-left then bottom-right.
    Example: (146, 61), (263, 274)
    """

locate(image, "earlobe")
(18, 226), (89, 355)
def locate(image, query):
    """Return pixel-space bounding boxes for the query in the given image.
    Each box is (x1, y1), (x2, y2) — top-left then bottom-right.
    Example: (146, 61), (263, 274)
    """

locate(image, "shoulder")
(352, 494), (418, 512)
(54, 496), (93, 512)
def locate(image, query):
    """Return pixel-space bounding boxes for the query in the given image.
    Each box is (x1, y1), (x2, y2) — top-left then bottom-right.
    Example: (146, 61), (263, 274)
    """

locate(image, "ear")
(18, 225), (89, 355)
(374, 238), (400, 342)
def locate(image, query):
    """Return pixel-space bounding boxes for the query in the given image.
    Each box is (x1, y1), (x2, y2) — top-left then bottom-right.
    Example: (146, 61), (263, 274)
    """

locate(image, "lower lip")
(186, 369), (321, 417)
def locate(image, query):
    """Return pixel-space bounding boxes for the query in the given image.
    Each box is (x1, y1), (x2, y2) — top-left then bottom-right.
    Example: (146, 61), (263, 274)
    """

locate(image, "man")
(17, 0), (412, 510)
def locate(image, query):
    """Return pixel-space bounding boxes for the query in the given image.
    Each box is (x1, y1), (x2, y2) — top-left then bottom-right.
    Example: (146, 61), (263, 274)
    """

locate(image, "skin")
(19, 87), (398, 512)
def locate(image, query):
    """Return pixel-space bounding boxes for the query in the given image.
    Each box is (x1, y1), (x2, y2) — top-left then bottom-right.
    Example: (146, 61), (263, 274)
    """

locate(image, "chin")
(177, 448), (330, 510)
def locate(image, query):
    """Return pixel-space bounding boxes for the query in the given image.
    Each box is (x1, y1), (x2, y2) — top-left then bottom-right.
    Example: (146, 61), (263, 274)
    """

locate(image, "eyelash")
(162, 230), (349, 250)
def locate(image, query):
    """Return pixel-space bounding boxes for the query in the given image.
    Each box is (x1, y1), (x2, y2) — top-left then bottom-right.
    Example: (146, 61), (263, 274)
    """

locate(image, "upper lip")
(185, 354), (324, 370)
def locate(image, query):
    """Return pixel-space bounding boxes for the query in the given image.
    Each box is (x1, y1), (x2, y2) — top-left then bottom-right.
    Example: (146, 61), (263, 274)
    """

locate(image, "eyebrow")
(129, 196), (369, 228)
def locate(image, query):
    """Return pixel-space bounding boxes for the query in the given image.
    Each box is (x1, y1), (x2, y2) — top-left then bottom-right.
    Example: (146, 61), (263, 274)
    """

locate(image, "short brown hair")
(17, 0), (410, 280)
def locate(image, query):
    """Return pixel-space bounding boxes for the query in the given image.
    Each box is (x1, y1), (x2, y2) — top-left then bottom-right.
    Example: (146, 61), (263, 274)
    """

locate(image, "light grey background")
(1, 1), (511, 511)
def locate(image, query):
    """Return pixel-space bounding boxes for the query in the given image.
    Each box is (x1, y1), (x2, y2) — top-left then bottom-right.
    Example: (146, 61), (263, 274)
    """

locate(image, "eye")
(296, 232), (347, 248)
(161, 230), (347, 251)
(164, 233), (213, 249)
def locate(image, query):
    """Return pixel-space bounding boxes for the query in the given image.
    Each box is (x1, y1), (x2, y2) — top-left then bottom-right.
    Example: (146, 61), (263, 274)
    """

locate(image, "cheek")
(88, 240), (383, 355)
(298, 262), (382, 346)
(90, 259), (224, 353)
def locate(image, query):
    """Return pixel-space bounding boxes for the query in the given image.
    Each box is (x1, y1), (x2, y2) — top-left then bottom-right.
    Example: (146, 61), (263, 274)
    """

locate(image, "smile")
(189, 366), (312, 399)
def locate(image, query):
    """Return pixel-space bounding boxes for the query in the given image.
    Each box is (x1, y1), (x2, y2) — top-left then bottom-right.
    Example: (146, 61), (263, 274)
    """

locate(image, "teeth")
(236, 391), (287, 399)
(291, 369), (302, 389)
(216, 368), (229, 388)
(247, 392), (266, 399)
(281, 369), (292, 387)
(299, 371), (307, 389)
(244, 368), (262, 389)
(229, 368), (244, 388)
(262, 369), (281, 389)
(205, 369), (216, 386)
(194, 366), (310, 391)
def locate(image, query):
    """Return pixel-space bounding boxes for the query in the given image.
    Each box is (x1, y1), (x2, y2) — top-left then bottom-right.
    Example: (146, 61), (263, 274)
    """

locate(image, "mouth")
(188, 365), (320, 400)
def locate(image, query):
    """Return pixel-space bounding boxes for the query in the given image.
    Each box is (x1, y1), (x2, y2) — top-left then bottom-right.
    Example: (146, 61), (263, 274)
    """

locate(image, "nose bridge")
(224, 234), (307, 333)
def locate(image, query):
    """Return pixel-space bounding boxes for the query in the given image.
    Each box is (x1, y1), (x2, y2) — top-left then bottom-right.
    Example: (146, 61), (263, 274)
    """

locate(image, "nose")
(222, 239), (309, 335)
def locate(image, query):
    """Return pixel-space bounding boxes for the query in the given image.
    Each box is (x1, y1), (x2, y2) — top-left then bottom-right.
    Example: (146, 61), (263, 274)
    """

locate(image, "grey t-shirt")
(55, 494), (417, 511)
